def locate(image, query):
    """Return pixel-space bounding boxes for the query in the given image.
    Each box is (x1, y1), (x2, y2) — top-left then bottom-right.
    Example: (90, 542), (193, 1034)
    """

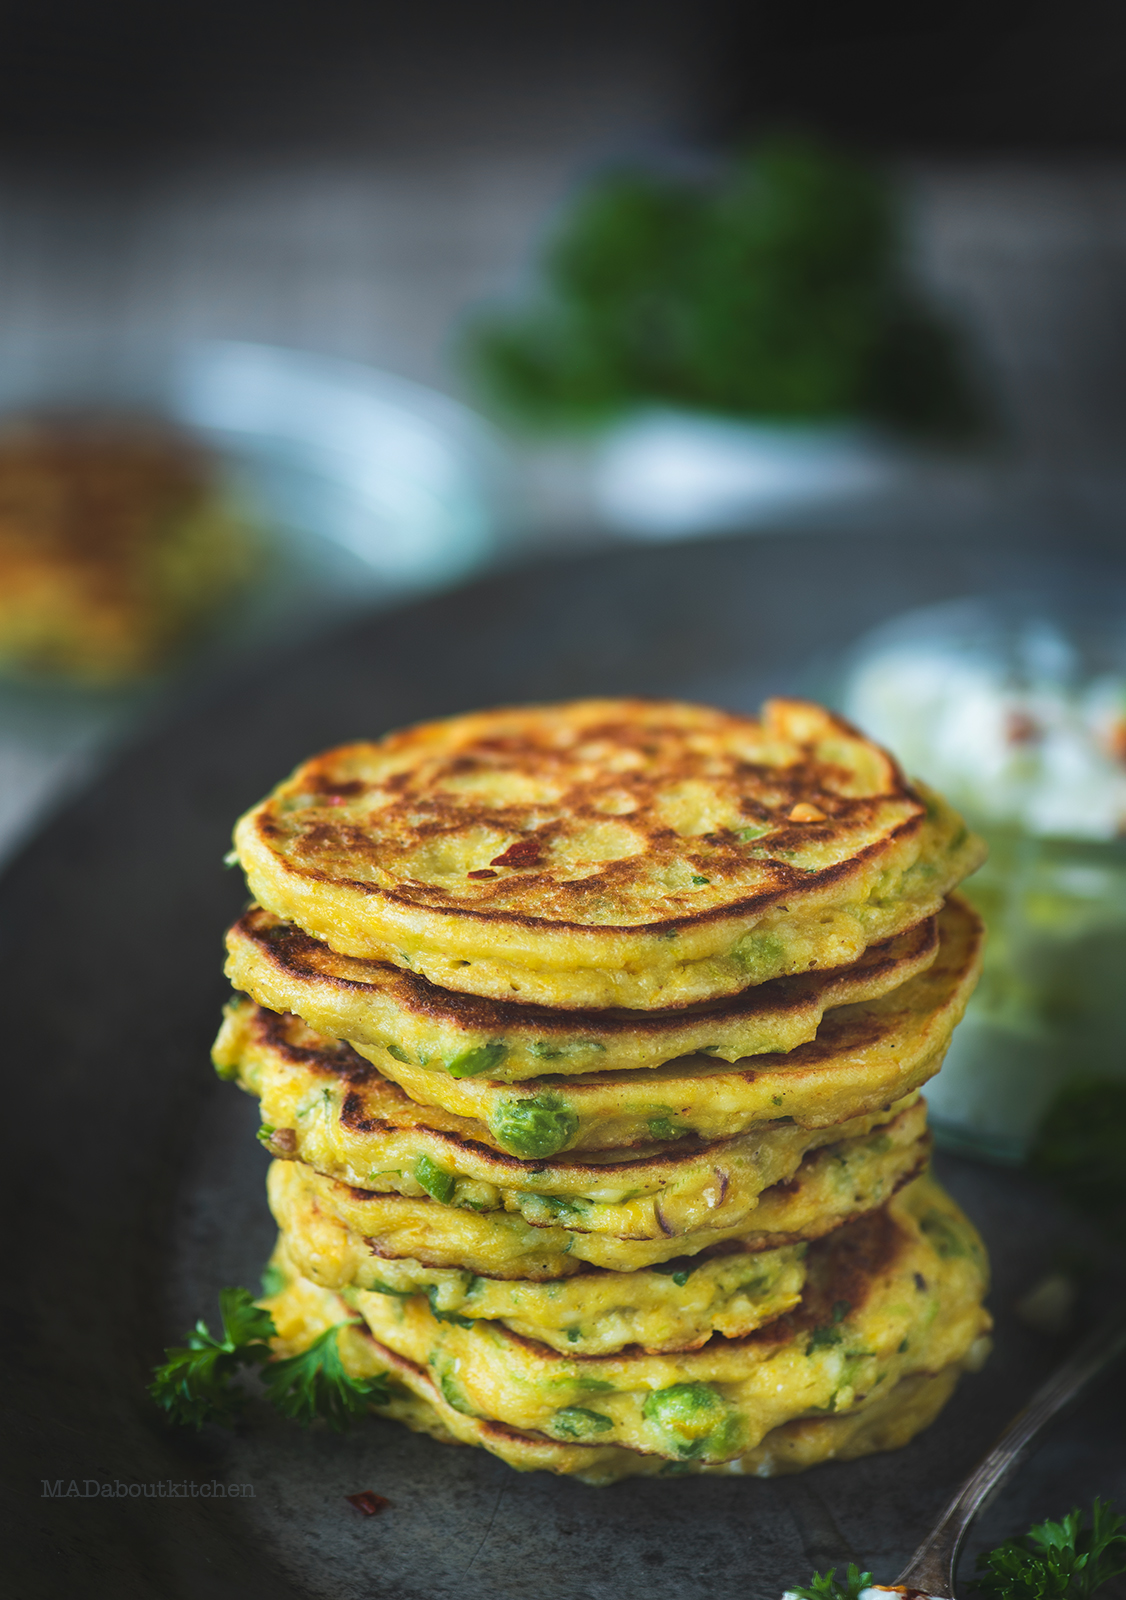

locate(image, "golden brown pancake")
(218, 986), (926, 1239)
(323, 1354), (968, 1483)
(233, 697), (984, 1009)
(272, 1103), (931, 1277)
(216, 897), (981, 1159)
(262, 1173), (990, 1477)
(225, 904), (940, 1079)
(269, 1155), (811, 1355)
(226, 895), (978, 1157)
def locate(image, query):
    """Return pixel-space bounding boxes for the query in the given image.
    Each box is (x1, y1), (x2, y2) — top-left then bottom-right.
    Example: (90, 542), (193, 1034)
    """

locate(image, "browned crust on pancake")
(257, 805), (924, 934)
(242, 1002), (379, 1083)
(345, 1141), (930, 1276)
(745, 1200), (902, 1346)
(233, 904), (939, 1026)
(354, 1200), (907, 1365)
(244, 994), (931, 1173)
(246, 698), (930, 935)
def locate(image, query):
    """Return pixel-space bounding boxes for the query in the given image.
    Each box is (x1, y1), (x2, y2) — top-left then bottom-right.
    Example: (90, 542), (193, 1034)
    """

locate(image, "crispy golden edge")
(233, 698), (985, 1009)
(289, 1107), (932, 1278)
(220, 989), (925, 1215)
(335, 1326), (967, 1482)
(262, 1175), (990, 1480)
(216, 897), (982, 1160)
(270, 1156), (811, 1355)
(329, 895), (984, 1150)
(225, 906), (940, 1077)
(332, 1175), (991, 1459)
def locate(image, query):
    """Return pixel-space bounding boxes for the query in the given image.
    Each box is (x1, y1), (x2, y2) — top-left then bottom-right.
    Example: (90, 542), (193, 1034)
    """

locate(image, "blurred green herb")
(974, 1498), (1126, 1600)
(261, 1323), (391, 1431)
(465, 137), (982, 437)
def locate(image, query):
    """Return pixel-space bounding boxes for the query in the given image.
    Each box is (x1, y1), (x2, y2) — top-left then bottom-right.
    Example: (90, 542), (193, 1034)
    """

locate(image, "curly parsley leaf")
(785, 1563), (873, 1600)
(974, 1498), (1126, 1600)
(152, 1289), (394, 1432)
(261, 1322), (392, 1431)
(787, 1502), (1126, 1600)
(149, 1287), (276, 1428)
(221, 1288), (277, 1349)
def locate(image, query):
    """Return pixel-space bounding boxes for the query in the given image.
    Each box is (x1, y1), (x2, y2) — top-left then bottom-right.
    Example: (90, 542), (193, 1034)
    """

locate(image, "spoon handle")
(894, 1303), (1126, 1599)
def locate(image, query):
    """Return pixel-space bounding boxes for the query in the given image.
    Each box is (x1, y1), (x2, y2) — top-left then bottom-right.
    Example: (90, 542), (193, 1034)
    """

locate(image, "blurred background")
(1, 0), (1125, 1180)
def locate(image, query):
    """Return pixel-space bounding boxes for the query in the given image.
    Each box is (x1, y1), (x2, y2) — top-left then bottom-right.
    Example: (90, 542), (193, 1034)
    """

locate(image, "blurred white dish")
(594, 410), (900, 539)
(169, 342), (506, 590)
(846, 597), (1126, 841)
(843, 590), (1126, 1163)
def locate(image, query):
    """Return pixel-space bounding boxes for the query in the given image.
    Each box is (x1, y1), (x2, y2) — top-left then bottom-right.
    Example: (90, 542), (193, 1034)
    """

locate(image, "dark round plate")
(7, 523), (1126, 1600)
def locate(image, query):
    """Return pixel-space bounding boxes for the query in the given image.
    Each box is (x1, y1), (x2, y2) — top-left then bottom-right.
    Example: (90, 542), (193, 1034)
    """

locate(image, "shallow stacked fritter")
(218, 697), (991, 1482)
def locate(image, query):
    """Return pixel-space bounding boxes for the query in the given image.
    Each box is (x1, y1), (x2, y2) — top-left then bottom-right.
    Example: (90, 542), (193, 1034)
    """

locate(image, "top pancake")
(234, 697), (984, 1010)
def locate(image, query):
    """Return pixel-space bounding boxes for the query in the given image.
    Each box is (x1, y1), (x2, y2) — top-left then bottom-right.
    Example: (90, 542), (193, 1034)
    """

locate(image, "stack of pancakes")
(217, 697), (992, 1484)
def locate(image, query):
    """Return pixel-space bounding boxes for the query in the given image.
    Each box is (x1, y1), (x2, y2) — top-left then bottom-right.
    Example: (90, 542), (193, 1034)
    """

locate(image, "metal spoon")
(785, 1301), (1126, 1600)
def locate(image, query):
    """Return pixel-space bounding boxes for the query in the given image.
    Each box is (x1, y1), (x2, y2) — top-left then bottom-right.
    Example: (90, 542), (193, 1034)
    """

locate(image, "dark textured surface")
(5, 522), (1126, 1599)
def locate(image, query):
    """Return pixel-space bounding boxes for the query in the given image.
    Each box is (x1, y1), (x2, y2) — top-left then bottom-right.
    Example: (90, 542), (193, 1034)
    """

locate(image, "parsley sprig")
(974, 1499), (1126, 1600)
(149, 1288), (275, 1427)
(787, 1563), (872, 1600)
(786, 1501), (1125, 1600)
(261, 1323), (391, 1431)
(150, 1287), (390, 1431)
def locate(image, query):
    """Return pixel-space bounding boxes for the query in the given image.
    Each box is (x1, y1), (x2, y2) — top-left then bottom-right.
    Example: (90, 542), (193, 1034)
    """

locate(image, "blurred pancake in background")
(0, 417), (255, 683)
